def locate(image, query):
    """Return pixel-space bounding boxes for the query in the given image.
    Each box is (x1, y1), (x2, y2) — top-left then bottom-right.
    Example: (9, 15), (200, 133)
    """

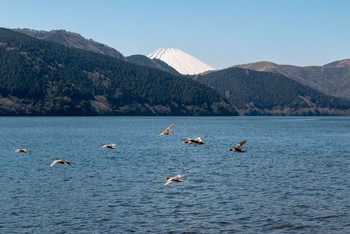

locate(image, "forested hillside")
(194, 67), (350, 115)
(15, 28), (183, 75)
(14, 28), (126, 60)
(235, 60), (350, 100)
(0, 28), (237, 116)
(126, 55), (180, 76)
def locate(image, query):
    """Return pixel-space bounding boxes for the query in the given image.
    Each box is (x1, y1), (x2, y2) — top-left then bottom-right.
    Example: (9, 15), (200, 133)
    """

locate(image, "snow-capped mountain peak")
(148, 48), (214, 75)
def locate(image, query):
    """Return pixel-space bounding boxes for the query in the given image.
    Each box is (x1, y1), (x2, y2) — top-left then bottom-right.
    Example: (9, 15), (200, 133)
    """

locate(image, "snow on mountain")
(148, 48), (215, 75)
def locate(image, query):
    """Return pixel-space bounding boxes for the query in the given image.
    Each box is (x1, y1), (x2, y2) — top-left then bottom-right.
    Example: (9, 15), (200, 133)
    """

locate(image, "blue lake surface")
(0, 116), (350, 233)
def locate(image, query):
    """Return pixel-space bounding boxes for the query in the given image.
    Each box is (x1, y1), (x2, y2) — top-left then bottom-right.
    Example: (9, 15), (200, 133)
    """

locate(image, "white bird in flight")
(101, 144), (116, 149)
(164, 175), (184, 186)
(15, 148), (30, 153)
(183, 135), (207, 145)
(50, 159), (71, 168)
(160, 124), (174, 136)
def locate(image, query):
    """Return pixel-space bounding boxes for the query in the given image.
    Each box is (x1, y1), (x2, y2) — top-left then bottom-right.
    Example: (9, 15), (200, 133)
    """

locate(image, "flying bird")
(101, 144), (116, 149)
(164, 175), (184, 186)
(160, 124), (174, 136)
(183, 135), (207, 145)
(229, 140), (247, 153)
(50, 159), (71, 168)
(15, 148), (30, 153)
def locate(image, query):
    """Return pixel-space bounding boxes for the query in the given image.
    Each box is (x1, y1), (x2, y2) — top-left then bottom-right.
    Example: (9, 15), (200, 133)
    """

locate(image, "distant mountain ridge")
(14, 28), (182, 75)
(194, 67), (350, 115)
(15, 28), (350, 100)
(14, 28), (125, 60)
(324, 59), (350, 68)
(235, 59), (350, 99)
(5, 27), (350, 116)
(0, 28), (237, 116)
(148, 48), (214, 75)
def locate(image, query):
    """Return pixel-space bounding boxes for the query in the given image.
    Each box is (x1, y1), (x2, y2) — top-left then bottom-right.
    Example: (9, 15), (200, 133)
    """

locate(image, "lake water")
(0, 116), (349, 233)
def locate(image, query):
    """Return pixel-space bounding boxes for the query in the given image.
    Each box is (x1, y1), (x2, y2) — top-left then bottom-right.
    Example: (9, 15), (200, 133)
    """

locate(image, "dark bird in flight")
(229, 140), (247, 153)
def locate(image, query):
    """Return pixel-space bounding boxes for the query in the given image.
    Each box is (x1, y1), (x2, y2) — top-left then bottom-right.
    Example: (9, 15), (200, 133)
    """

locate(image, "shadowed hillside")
(236, 60), (350, 100)
(194, 67), (350, 115)
(15, 28), (126, 60)
(126, 55), (180, 76)
(15, 28), (183, 75)
(0, 28), (237, 116)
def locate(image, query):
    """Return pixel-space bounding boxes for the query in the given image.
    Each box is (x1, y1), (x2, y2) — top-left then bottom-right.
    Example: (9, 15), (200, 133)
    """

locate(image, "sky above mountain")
(1, 0), (349, 69)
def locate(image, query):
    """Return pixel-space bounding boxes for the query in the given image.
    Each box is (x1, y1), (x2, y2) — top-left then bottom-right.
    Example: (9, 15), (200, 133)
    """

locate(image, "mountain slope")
(235, 60), (350, 99)
(194, 67), (350, 115)
(148, 48), (214, 75)
(14, 28), (125, 60)
(126, 55), (180, 76)
(15, 29), (184, 75)
(0, 28), (237, 116)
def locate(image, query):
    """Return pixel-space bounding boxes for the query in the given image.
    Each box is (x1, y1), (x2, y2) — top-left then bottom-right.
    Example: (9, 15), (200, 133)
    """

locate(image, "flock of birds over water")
(13, 124), (247, 186)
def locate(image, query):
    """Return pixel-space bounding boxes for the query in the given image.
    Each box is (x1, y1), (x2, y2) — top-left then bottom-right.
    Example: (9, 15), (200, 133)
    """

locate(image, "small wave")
(260, 220), (309, 232)
(313, 213), (347, 221)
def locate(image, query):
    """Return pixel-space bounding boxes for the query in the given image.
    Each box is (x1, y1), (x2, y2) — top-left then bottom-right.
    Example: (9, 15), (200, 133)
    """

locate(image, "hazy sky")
(1, 0), (349, 69)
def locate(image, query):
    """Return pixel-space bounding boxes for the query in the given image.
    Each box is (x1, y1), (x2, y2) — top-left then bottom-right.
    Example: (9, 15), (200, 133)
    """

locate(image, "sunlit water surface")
(0, 116), (349, 233)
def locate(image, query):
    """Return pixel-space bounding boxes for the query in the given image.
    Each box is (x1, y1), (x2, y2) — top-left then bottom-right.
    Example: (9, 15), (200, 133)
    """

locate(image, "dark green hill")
(14, 28), (126, 60)
(235, 60), (350, 100)
(194, 67), (350, 115)
(15, 28), (183, 75)
(0, 28), (237, 116)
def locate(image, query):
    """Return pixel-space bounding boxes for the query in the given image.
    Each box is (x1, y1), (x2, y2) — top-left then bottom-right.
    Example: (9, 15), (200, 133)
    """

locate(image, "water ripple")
(0, 116), (350, 233)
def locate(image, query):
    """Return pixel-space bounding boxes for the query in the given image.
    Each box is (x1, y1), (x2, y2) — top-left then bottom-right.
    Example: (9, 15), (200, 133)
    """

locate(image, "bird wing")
(164, 180), (172, 186)
(160, 126), (170, 135)
(160, 125), (173, 134)
(194, 137), (202, 142)
(50, 160), (59, 167)
(15, 149), (27, 153)
(197, 135), (207, 141)
(173, 175), (183, 181)
(239, 140), (246, 146)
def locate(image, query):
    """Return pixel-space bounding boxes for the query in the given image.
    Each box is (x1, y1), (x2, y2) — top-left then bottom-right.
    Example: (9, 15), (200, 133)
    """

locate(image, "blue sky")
(1, 0), (349, 69)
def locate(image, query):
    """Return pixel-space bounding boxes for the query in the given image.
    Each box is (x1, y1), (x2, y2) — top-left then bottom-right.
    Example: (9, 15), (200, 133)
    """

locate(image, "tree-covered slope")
(0, 28), (237, 116)
(15, 28), (181, 75)
(194, 67), (350, 115)
(14, 28), (126, 60)
(235, 60), (350, 100)
(126, 55), (180, 76)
